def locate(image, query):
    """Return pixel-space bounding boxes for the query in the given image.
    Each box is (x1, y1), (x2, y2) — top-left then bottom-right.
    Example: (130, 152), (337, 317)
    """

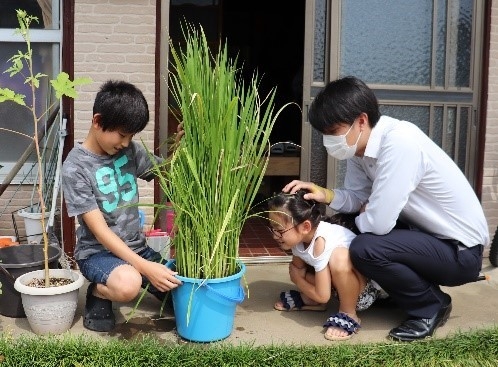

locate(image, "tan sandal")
(323, 312), (361, 341)
(274, 290), (327, 312)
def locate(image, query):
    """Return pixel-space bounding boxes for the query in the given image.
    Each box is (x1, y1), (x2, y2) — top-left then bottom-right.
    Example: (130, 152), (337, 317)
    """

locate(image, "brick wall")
(0, 186), (37, 240)
(0, 0), (159, 239)
(482, 2), (498, 241)
(73, 0), (158, 229)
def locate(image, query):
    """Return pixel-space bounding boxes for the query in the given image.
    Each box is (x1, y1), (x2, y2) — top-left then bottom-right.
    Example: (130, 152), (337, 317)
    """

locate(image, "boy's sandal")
(83, 283), (116, 332)
(323, 312), (361, 341)
(274, 290), (327, 312)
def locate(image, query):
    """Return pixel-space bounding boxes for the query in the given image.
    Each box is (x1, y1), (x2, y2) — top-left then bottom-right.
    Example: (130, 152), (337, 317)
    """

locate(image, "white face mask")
(322, 124), (362, 160)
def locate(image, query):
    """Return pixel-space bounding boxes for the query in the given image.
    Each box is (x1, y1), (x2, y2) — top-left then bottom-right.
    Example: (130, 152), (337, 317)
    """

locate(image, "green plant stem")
(151, 23), (288, 279)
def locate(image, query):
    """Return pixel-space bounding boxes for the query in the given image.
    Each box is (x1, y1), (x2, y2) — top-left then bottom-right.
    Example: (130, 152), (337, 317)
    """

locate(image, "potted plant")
(0, 9), (90, 334)
(151, 24), (284, 342)
(16, 112), (61, 245)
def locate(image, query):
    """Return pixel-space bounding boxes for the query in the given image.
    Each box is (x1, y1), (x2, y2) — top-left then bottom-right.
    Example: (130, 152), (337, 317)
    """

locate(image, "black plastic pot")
(0, 244), (61, 317)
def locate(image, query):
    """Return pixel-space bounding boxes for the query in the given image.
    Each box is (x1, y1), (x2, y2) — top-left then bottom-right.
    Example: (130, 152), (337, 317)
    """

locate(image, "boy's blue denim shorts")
(77, 246), (165, 286)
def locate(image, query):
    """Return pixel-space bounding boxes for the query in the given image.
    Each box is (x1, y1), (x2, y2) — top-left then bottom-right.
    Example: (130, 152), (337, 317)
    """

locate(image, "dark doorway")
(169, 0), (305, 193)
(221, 0), (305, 146)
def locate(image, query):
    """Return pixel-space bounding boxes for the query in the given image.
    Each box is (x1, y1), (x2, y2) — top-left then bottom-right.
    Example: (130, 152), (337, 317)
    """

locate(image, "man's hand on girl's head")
(283, 180), (334, 204)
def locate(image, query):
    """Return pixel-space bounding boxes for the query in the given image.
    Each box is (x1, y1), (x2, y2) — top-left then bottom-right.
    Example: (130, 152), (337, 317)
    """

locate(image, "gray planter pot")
(0, 244), (60, 317)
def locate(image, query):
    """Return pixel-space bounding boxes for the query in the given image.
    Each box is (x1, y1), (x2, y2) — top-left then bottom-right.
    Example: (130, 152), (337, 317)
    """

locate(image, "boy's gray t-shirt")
(62, 141), (160, 260)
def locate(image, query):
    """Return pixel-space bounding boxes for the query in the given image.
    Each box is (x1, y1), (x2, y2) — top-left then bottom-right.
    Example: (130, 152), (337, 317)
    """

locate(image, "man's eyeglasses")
(266, 223), (300, 238)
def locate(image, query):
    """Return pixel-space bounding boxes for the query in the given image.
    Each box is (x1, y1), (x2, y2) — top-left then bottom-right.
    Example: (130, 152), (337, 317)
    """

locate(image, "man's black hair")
(309, 76), (381, 134)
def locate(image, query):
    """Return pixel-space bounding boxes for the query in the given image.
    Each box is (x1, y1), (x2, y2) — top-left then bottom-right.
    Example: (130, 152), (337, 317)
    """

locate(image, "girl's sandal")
(323, 312), (361, 341)
(274, 290), (327, 311)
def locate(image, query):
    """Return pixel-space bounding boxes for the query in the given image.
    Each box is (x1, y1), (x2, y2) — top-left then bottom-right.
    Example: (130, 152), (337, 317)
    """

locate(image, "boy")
(62, 80), (182, 332)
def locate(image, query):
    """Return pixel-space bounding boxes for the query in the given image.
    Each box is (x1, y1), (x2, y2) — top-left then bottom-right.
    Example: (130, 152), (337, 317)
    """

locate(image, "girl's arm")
(290, 256), (306, 269)
(290, 236), (332, 304)
(291, 266), (332, 304)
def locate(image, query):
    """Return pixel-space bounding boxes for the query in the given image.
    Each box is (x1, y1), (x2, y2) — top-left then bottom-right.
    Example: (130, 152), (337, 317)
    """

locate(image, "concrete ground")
(1, 256), (498, 346)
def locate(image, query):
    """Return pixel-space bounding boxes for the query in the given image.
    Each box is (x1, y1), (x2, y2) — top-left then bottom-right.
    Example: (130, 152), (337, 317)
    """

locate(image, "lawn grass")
(0, 326), (497, 366)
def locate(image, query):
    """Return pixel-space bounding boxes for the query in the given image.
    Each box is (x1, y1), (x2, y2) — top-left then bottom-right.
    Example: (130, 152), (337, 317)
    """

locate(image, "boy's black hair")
(308, 76), (381, 134)
(93, 80), (149, 134)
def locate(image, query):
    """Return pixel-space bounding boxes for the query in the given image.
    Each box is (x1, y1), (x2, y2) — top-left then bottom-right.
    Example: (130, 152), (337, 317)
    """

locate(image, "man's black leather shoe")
(388, 295), (452, 342)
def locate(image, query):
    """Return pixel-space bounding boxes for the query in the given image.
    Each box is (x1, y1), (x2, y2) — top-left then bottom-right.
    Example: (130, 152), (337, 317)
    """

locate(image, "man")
(284, 76), (489, 342)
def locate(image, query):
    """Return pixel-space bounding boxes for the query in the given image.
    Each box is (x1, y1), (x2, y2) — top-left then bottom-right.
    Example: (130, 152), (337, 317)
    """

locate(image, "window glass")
(435, 0), (447, 86)
(457, 107), (470, 170)
(313, 0), (327, 82)
(380, 105), (431, 136)
(0, 2), (60, 185)
(447, 1), (472, 87)
(444, 106), (457, 157)
(0, 0), (58, 30)
(340, 1), (433, 85)
(433, 106), (444, 147)
(340, 0), (473, 88)
(1, 42), (57, 163)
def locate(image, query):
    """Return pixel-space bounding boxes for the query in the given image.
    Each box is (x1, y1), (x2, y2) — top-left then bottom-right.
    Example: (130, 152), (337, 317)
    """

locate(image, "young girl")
(267, 190), (382, 341)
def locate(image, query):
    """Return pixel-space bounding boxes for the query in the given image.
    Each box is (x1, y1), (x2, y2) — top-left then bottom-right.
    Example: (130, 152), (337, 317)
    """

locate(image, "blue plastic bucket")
(168, 260), (246, 342)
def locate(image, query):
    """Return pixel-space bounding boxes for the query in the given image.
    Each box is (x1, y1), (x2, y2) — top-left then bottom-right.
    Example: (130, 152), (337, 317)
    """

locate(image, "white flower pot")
(14, 268), (85, 335)
(17, 209), (50, 244)
(0, 244), (61, 318)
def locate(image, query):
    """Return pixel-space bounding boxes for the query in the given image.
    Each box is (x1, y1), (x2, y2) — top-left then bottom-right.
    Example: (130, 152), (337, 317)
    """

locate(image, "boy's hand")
(143, 261), (182, 292)
(168, 123), (185, 154)
(283, 180), (334, 204)
(174, 122), (184, 145)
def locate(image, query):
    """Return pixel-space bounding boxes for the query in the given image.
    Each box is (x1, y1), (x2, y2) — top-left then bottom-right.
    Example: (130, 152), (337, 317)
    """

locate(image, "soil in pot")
(26, 277), (74, 287)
